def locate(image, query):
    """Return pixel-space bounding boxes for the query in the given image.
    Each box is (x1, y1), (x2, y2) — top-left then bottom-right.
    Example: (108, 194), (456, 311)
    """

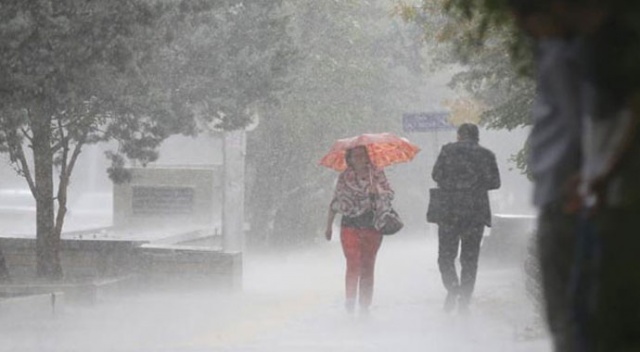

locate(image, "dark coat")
(431, 140), (501, 227)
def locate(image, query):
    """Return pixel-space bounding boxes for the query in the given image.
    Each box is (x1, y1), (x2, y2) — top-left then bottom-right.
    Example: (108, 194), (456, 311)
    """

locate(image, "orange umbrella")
(319, 132), (421, 171)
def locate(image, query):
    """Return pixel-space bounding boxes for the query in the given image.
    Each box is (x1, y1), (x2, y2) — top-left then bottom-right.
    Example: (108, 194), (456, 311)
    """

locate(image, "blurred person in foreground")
(510, 0), (640, 350)
(325, 146), (394, 315)
(430, 123), (500, 314)
(508, 1), (584, 350)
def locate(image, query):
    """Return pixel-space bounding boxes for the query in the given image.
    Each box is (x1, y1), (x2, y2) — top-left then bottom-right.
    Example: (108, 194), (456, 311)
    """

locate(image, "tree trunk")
(248, 183), (277, 247)
(32, 115), (61, 280)
(248, 172), (325, 248)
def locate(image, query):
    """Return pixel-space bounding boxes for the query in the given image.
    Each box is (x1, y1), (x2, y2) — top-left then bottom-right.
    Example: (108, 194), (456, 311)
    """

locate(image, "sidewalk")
(0, 235), (551, 352)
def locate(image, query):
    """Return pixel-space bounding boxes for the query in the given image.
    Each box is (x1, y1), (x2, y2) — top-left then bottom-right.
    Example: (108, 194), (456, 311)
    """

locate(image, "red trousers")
(340, 227), (383, 309)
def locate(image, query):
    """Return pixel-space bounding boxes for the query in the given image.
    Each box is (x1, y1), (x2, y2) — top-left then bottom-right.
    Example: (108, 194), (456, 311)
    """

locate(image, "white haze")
(0, 124), (544, 352)
(0, 234), (550, 352)
(0, 2), (547, 351)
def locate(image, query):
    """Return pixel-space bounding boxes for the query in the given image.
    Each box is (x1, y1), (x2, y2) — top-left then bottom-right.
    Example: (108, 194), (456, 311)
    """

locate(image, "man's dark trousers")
(437, 219), (484, 305)
(537, 205), (578, 352)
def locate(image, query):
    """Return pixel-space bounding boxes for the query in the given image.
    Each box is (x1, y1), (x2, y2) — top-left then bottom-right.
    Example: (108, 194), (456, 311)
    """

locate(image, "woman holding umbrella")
(322, 133), (419, 314)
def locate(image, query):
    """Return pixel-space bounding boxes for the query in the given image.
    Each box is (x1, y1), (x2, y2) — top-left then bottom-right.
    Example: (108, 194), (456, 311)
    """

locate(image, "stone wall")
(0, 165), (242, 293)
(0, 236), (241, 290)
(113, 167), (222, 229)
(139, 245), (242, 290)
(0, 237), (141, 280)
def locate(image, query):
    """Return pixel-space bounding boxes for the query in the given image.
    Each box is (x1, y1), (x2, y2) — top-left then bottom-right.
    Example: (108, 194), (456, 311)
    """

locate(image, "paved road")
(0, 235), (551, 352)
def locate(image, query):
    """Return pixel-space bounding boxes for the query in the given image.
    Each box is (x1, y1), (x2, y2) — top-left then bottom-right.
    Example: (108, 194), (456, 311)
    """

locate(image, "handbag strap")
(368, 168), (378, 210)
(369, 168), (379, 194)
(369, 168), (389, 212)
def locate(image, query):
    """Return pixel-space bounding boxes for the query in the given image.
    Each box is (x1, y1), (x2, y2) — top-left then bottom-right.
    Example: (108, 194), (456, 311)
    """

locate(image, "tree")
(166, 0), (295, 131)
(0, 0), (185, 279)
(246, 0), (429, 247)
(396, 0), (535, 175)
(148, 0), (296, 248)
(399, 1), (640, 177)
(0, 0), (298, 278)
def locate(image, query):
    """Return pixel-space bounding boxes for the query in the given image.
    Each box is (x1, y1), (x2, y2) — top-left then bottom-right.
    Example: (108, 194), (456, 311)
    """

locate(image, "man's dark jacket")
(431, 140), (501, 227)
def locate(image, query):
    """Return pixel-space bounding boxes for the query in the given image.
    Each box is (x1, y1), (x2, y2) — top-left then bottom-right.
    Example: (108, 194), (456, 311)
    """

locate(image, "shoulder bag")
(370, 170), (403, 235)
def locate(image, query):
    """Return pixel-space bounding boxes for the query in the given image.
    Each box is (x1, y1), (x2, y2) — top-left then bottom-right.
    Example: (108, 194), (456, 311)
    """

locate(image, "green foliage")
(0, 0), (185, 278)
(165, 0), (295, 132)
(397, 0), (535, 179)
(402, 0), (640, 182)
(480, 83), (534, 130)
(246, 0), (426, 247)
(400, 0), (534, 127)
(509, 139), (531, 179)
(0, 0), (183, 179)
(0, 0), (296, 275)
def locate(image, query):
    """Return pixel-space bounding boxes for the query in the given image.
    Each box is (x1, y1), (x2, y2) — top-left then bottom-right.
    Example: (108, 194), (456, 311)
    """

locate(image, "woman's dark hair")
(508, 0), (550, 17)
(344, 146), (367, 168)
(507, 0), (596, 16)
(458, 123), (480, 142)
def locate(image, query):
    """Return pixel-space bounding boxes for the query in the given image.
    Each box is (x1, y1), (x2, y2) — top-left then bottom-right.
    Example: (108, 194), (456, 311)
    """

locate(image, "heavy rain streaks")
(0, 1), (544, 352)
(0, 235), (545, 352)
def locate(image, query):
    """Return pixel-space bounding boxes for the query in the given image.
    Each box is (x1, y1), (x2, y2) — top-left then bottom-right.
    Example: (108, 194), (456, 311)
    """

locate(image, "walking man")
(430, 123), (500, 314)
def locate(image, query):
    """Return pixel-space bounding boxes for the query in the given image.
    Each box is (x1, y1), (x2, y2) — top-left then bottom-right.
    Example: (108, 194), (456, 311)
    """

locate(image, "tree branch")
(20, 127), (33, 142)
(14, 143), (36, 195)
(53, 117), (86, 236)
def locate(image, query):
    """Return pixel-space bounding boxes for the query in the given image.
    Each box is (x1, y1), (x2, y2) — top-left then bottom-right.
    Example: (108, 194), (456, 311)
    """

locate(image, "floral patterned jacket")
(330, 166), (394, 229)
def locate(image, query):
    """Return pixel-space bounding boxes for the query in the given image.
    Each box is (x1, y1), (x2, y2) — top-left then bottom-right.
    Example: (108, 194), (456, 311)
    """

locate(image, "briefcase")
(426, 188), (445, 223)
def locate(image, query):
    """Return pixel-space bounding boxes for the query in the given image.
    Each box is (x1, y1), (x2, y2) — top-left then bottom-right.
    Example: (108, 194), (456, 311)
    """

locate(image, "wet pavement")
(0, 234), (551, 352)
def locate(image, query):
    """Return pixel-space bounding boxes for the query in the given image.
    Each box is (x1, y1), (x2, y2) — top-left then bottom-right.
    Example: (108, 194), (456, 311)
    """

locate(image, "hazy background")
(0, 1), (544, 351)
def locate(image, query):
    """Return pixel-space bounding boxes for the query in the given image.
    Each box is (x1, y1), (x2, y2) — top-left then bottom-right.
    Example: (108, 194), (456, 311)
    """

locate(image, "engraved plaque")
(132, 186), (194, 216)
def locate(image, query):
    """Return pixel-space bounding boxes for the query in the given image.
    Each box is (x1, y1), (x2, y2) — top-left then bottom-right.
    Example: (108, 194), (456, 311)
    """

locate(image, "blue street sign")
(402, 112), (455, 132)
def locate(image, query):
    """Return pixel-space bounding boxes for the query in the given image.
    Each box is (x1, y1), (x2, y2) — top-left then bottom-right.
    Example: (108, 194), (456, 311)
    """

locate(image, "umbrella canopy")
(319, 132), (421, 171)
